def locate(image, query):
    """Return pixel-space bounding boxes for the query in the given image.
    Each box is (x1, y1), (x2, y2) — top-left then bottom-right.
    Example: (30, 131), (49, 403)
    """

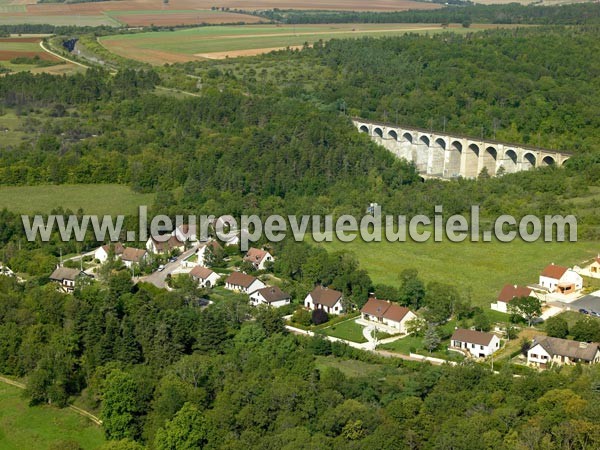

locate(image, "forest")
(0, 272), (599, 450)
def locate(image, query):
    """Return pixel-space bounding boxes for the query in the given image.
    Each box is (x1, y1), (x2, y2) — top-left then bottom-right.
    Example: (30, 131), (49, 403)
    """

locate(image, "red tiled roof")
(122, 247), (146, 263)
(497, 284), (532, 303)
(101, 242), (125, 255)
(361, 297), (412, 322)
(309, 286), (342, 308)
(243, 248), (268, 263)
(226, 272), (258, 288)
(541, 264), (568, 280)
(190, 266), (215, 280)
(451, 328), (496, 346)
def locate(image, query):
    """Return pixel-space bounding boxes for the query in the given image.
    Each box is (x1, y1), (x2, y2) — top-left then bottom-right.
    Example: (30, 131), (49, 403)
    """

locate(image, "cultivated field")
(317, 231), (596, 309)
(0, 184), (154, 215)
(100, 23), (486, 64)
(0, 0), (439, 26)
(0, 383), (105, 450)
(0, 37), (83, 74)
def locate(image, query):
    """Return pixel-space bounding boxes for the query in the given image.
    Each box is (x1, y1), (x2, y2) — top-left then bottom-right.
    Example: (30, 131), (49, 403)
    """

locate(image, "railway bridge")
(353, 119), (571, 178)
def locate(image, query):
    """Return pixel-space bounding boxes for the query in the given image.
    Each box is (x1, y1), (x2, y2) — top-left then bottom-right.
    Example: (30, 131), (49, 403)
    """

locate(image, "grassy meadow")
(0, 383), (105, 450)
(0, 184), (154, 215)
(316, 229), (596, 309)
(99, 23), (506, 63)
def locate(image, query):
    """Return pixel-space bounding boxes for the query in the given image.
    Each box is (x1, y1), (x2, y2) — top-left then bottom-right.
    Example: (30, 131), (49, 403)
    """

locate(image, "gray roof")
(533, 336), (600, 362)
(255, 286), (290, 303)
(50, 267), (83, 282)
(451, 328), (496, 346)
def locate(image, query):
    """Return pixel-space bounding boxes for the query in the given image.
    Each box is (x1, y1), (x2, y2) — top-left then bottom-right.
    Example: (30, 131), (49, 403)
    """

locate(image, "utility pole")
(442, 116), (447, 133)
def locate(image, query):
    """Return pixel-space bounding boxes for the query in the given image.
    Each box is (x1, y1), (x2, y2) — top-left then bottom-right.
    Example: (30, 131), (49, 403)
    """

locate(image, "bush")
(292, 308), (312, 327)
(312, 309), (329, 326)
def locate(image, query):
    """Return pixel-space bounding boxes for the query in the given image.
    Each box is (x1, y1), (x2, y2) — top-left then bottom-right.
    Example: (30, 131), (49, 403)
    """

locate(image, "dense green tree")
(545, 316), (569, 339)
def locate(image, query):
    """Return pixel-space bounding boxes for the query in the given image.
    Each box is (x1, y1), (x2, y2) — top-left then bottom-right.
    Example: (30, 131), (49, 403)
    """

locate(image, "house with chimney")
(491, 284), (537, 313)
(527, 336), (600, 368)
(196, 240), (223, 267)
(450, 328), (501, 358)
(243, 248), (274, 271)
(249, 286), (291, 308)
(304, 286), (344, 315)
(360, 297), (417, 333)
(539, 263), (582, 294)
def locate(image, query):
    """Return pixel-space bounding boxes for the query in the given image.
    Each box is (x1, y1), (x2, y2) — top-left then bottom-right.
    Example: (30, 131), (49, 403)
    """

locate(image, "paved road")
(139, 246), (198, 288)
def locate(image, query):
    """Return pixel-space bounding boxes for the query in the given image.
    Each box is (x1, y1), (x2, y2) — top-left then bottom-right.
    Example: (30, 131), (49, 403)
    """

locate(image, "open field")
(100, 23), (498, 64)
(316, 231), (597, 309)
(0, 0), (439, 26)
(0, 184), (154, 215)
(0, 383), (105, 450)
(0, 37), (82, 74)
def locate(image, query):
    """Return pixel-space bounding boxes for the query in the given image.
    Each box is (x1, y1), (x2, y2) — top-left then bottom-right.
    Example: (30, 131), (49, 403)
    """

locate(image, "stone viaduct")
(353, 119), (571, 178)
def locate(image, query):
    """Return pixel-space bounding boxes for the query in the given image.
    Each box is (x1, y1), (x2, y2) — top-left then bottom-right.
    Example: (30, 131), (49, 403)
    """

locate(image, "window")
(480, 345), (484, 350)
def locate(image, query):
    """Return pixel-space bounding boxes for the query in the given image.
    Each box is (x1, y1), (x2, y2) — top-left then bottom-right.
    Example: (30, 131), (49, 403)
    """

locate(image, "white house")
(249, 286), (291, 308)
(224, 272), (265, 294)
(539, 263), (583, 294)
(146, 235), (185, 255)
(121, 247), (147, 268)
(450, 328), (501, 358)
(189, 266), (220, 288)
(527, 336), (600, 368)
(243, 248), (274, 271)
(491, 284), (535, 313)
(196, 240), (223, 267)
(173, 224), (198, 243)
(49, 266), (86, 293)
(304, 286), (343, 315)
(585, 256), (600, 279)
(360, 297), (417, 333)
(94, 242), (125, 263)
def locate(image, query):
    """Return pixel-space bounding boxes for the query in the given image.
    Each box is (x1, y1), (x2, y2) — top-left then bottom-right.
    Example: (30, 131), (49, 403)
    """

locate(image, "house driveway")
(139, 245), (199, 288)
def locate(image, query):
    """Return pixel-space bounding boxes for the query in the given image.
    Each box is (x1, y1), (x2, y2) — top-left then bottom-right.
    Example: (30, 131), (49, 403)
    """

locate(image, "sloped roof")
(309, 286), (342, 308)
(385, 303), (412, 322)
(101, 242), (125, 255)
(122, 247), (147, 263)
(225, 271), (258, 288)
(243, 248), (268, 264)
(497, 284), (533, 303)
(361, 297), (412, 323)
(190, 266), (215, 280)
(150, 235), (184, 252)
(533, 335), (600, 361)
(255, 286), (290, 303)
(361, 298), (391, 319)
(541, 264), (568, 280)
(451, 328), (496, 346)
(50, 266), (82, 282)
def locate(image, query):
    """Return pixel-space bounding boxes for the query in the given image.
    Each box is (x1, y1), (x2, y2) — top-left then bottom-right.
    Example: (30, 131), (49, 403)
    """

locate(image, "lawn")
(317, 230), (596, 309)
(100, 23), (508, 64)
(0, 184), (154, 215)
(318, 318), (367, 343)
(0, 383), (105, 450)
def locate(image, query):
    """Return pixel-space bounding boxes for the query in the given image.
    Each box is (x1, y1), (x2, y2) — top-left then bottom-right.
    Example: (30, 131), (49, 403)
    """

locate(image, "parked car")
(591, 311), (600, 318)
(157, 265), (165, 272)
(579, 308), (589, 314)
(168, 257), (177, 263)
